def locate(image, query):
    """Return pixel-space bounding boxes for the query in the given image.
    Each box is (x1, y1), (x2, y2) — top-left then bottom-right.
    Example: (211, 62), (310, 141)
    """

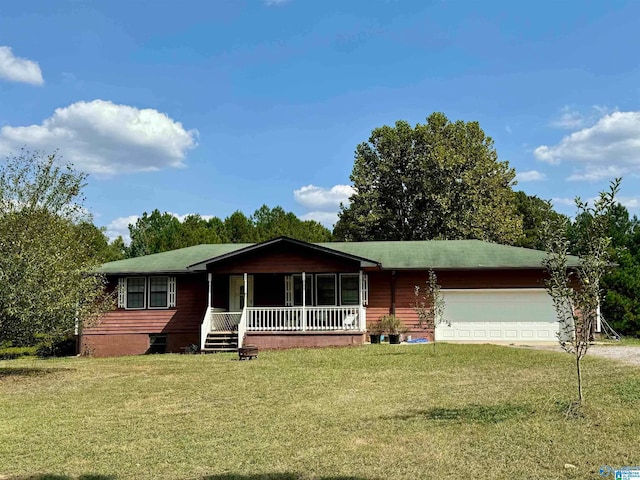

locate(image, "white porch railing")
(211, 311), (242, 331)
(245, 306), (361, 332)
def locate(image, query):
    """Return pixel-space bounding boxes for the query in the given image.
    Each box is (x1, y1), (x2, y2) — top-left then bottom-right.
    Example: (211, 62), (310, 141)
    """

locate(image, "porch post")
(243, 273), (248, 309)
(301, 272), (307, 331)
(207, 273), (212, 309)
(359, 270), (365, 331)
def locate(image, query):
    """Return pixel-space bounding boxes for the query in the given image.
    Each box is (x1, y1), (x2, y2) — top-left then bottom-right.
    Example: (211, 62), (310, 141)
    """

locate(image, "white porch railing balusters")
(210, 306), (362, 334)
(240, 306), (360, 332)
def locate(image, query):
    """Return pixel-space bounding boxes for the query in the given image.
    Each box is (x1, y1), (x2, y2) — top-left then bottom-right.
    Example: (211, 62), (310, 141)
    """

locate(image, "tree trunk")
(576, 354), (583, 405)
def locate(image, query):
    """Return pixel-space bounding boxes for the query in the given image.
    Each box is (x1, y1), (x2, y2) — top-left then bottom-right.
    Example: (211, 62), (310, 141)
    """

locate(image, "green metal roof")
(98, 238), (578, 274)
(98, 243), (252, 274)
(323, 240), (579, 270)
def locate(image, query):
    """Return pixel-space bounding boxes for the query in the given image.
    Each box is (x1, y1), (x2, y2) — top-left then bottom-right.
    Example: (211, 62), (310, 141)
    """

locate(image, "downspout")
(391, 270), (397, 315)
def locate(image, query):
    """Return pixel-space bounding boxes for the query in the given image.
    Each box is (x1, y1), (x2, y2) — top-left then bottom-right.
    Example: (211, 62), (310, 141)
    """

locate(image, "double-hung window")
(119, 276), (176, 310)
(149, 276), (169, 309)
(340, 274), (360, 306)
(292, 274), (313, 306)
(126, 277), (146, 309)
(316, 274), (337, 306)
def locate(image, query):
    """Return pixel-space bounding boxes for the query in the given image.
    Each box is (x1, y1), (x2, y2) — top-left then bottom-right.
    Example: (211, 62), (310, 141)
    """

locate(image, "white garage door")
(435, 289), (559, 342)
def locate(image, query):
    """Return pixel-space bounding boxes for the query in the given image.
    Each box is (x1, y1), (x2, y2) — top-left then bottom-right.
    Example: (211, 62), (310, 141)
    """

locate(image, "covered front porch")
(199, 272), (368, 350)
(189, 238), (377, 352)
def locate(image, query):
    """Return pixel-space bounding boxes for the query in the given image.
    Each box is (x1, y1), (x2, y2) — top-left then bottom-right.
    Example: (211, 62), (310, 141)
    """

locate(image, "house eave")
(187, 236), (380, 271)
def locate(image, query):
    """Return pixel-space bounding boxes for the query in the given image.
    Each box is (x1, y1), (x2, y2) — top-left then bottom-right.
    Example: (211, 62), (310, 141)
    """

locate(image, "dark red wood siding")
(85, 273), (207, 335)
(208, 243), (360, 274)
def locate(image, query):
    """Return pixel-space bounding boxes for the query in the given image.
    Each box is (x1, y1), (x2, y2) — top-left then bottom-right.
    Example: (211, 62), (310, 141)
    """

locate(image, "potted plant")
(380, 314), (407, 345)
(367, 320), (384, 344)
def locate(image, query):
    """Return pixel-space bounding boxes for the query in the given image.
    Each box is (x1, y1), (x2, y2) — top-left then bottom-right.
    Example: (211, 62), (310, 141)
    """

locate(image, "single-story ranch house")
(83, 236), (585, 357)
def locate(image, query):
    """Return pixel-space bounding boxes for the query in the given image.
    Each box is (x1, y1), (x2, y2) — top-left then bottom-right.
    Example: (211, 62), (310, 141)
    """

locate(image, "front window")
(316, 274), (337, 306)
(340, 274), (359, 305)
(126, 277), (146, 309)
(149, 276), (169, 308)
(293, 274), (313, 306)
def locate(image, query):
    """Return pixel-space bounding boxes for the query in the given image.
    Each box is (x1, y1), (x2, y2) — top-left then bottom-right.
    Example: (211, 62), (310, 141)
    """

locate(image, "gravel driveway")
(520, 344), (640, 366)
(585, 345), (640, 366)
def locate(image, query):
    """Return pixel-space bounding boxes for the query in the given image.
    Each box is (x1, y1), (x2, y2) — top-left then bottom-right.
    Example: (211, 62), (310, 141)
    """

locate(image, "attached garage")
(435, 289), (560, 342)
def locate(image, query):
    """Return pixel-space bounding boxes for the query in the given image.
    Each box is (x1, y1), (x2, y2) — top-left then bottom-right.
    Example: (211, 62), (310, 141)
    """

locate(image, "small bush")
(35, 334), (77, 358)
(0, 346), (37, 360)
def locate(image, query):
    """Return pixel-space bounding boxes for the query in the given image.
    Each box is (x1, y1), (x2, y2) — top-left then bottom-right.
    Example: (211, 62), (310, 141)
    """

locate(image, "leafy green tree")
(127, 209), (182, 257)
(0, 150), (110, 346)
(75, 222), (126, 263)
(513, 191), (567, 250)
(251, 205), (332, 242)
(543, 179), (620, 409)
(177, 214), (225, 246)
(587, 204), (640, 337)
(414, 270), (447, 352)
(334, 112), (522, 243)
(224, 210), (256, 243)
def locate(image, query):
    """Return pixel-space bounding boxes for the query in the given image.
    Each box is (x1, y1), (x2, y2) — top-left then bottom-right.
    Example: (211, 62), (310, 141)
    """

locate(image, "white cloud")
(515, 170), (546, 182)
(105, 215), (139, 244)
(264, 0), (291, 5)
(619, 197), (640, 209)
(0, 100), (198, 176)
(534, 111), (640, 181)
(505, 125), (512, 134)
(549, 106), (584, 130)
(167, 212), (214, 223)
(294, 184), (354, 210)
(300, 211), (339, 228)
(0, 46), (44, 85)
(551, 197), (576, 208)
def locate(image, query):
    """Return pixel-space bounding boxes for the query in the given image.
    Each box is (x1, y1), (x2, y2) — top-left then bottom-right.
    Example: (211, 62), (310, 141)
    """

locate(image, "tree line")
(2, 112), (640, 349)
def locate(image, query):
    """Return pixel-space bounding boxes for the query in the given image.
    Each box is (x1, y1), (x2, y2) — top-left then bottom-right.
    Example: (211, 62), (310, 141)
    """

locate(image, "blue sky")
(1, 0), (640, 242)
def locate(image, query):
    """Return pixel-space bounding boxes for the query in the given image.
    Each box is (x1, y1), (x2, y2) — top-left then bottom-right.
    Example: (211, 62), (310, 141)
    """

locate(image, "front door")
(229, 275), (254, 311)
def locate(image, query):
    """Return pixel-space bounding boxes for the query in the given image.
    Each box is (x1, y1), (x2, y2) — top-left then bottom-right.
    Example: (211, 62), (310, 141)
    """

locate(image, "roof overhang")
(187, 236), (380, 271)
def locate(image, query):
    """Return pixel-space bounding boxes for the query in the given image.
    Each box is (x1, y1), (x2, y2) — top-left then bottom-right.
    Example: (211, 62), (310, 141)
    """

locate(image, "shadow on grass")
(389, 403), (529, 424)
(0, 367), (74, 380)
(14, 474), (372, 480)
(202, 475), (371, 480)
(14, 475), (115, 480)
(0, 366), (75, 379)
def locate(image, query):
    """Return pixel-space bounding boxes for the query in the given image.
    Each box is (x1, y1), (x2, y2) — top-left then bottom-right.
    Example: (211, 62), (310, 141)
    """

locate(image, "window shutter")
(361, 274), (369, 306)
(117, 278), (126, 308)
(168, 276), (176, 307)
(284, 275), (293, 306)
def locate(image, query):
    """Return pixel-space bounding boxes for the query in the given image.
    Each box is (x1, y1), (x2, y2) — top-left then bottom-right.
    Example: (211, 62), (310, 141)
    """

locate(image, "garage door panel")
(435, 289), (559, 342)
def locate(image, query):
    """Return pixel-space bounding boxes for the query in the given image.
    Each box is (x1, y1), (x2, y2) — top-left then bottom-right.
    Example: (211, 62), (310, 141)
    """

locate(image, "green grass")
(1, 344), (639, 480)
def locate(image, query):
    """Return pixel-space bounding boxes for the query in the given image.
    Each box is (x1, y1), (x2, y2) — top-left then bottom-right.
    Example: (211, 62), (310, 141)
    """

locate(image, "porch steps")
(201, 331), (238, 353)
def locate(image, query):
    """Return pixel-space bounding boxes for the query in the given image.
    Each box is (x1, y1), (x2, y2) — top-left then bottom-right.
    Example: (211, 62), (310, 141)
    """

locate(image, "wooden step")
(202, 331), (239, 353)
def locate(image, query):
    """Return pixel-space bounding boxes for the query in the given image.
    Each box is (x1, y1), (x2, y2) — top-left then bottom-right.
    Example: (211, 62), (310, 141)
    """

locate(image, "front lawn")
(1, 344), (639, 479)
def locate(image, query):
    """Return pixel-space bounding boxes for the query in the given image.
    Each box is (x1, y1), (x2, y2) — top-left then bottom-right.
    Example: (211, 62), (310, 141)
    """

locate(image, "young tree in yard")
(543, 179), (620, 409)
(334, 112), (523, 243)
(413, 270), (447, 351)
(0, 150), (111, 346)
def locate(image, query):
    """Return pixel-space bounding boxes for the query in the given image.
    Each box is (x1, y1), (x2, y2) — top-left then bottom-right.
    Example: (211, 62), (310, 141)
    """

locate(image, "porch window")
(316, 274), (337, 306)
(340, 274), (359, 305)
(126, 277), (146, 309)
(293, 274), (313, 306)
